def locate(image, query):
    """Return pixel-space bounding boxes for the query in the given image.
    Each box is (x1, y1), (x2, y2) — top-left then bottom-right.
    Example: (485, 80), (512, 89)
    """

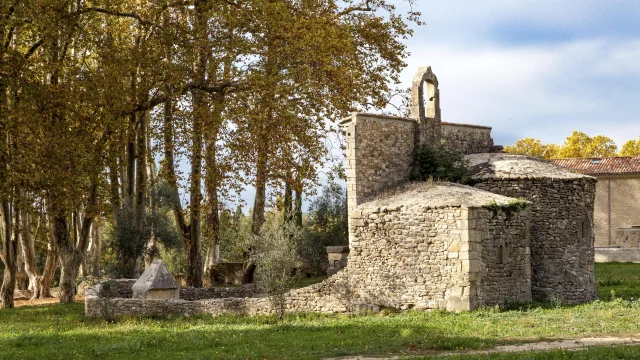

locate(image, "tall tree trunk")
(53, 215), (78, 303)
(18, 192), (42, 299)
(0, 73), (15, 308)
(136, 111), (147, 209)
(91, 221), (101, 277)
(251, 150), (268, 235)
(188, 98), (204, 288)
(183, 0), (210, 288)
(126, 125), (136, 202)
(294, 183), (303, 227)
(203, 92), (224, 278)
(15, 230), (27, 290)
(0, 201), (16, 308)
(203, 174), (220, 277)
(38, 219), (58, 298)
(284, 174), (293, 222)
(161, 96), (193, 283)
(243, 149), (267, 284)
(52, 184), (97, 304)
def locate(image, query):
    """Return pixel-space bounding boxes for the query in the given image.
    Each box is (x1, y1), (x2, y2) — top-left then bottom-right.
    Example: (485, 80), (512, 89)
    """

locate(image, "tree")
(253, 214), (303, 320)
(298, 184), (348, 276)
(558, 131), (617, 158)
(504, 138), (560, 159)
(620, 137), (640, 156)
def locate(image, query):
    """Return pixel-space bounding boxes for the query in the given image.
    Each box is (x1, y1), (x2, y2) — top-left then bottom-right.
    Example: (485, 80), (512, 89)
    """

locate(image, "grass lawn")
(0, 263), (639, 359)
(435, 346), (640, 359)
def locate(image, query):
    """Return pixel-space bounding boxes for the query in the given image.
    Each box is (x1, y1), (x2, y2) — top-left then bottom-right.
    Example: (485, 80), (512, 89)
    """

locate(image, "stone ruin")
(326, 246), (349, 276)
(85, 66), (598, 318)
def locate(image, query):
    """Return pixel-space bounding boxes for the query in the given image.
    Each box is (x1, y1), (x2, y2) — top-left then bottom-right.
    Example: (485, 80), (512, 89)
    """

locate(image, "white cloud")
(395, 34), (640, 147)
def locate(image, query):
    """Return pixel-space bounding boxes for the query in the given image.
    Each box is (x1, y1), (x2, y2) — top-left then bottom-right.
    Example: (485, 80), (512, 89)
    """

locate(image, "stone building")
(553, 156), (640, 246)
(340, 66), (597, 307)
(86, 67), (598, 319)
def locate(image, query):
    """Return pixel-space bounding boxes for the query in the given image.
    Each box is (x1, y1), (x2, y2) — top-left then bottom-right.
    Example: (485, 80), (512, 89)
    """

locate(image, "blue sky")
(396, 0), (640, 147)
(232, 1), (640, 212)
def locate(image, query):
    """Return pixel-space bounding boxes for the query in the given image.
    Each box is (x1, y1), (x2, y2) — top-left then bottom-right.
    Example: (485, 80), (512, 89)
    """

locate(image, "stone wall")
(474, 178), (598, 303)
(594, 177), (611, 246)
(179, 286), (257, 301)
(347, 206), (468, 310)
(346, 202), (531, 311)
(475, 208), (531, 306)
(342, 113), (416, 208)
(85, 278), (349, 319)
(593, 176), (640, 246)
(440, 122), (493, 155)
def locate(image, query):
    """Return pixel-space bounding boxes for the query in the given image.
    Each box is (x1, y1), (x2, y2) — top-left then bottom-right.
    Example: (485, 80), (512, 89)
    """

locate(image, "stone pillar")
(446, 208), (480, 312)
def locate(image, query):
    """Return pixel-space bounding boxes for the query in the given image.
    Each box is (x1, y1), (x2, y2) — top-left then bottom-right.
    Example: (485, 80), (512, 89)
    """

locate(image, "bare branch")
(338, 0), (373, 16)
(24, 38), (43, 59)
(79, 7), (153, 26)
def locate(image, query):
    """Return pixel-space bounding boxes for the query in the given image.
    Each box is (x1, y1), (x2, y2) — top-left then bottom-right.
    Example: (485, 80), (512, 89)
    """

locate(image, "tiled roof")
(553, 156), (640, 175)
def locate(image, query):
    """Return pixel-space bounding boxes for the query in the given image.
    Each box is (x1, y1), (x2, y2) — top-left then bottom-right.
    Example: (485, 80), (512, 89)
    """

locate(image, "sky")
(396, 0), (640, 147)
(236, 0), (640, 212)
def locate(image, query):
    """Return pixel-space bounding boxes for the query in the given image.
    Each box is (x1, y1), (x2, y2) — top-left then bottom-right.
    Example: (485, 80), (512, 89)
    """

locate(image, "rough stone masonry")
(86, 66), (597, 318)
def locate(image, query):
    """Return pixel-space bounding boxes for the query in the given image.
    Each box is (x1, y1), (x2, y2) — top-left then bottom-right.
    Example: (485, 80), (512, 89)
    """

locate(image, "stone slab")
(595, 247), (640, 263)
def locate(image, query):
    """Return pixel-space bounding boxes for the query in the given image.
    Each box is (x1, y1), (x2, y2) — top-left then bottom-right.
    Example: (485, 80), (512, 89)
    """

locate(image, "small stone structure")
(132, 259), (180, 300)
(327, 246), (349, 276)
(86, 66), (599, 319)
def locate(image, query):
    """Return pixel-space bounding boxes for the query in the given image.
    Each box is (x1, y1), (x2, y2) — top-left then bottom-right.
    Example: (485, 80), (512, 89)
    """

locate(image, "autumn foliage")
(505, 131), (640, 159)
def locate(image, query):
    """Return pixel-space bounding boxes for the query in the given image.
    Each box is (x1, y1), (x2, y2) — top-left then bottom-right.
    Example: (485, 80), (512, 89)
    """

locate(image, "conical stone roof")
(132, 259), (179, 292)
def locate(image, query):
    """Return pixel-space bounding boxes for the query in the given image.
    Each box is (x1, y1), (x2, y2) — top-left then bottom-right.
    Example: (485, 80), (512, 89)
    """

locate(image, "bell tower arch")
(410, 66), (441, 120)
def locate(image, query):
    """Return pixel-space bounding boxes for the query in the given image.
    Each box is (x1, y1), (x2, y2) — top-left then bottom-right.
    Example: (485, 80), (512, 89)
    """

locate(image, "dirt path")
(328, 336), (640, 359)
(14, 296), (84, 307)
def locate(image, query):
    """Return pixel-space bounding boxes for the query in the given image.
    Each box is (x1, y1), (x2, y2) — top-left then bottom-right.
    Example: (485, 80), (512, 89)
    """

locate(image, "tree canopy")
(505, 131), (639, 159)
(0, 0), (422, 307)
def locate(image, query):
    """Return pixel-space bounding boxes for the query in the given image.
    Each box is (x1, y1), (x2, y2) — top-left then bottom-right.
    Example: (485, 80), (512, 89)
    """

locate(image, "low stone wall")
(615, 227), (640, 248)
(595, 247), (640, 263)
(85, 277), (350, 319)
(180, 286), (257, 301)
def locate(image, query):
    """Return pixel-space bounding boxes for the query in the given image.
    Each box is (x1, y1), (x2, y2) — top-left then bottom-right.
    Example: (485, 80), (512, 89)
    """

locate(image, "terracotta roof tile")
(553, 156), (640, 175)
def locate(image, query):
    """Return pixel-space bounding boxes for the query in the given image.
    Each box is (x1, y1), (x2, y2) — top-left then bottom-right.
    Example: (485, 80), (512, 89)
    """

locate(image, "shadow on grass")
(0, 304), (512, 360)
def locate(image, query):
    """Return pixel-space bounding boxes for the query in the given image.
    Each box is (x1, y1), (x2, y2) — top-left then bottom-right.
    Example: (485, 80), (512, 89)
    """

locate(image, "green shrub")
(253, 214), (304, 320)
(410, 145), (474, 185)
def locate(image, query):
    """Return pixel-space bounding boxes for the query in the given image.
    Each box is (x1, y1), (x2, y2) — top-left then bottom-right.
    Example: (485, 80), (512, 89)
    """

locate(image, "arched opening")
(578, 215), (591, 244)
(422, 80), (437, 118)
(498, 244), (507, 264)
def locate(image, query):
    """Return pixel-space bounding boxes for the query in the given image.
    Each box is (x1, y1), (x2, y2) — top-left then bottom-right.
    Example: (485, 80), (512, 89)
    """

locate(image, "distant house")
(554, 156), (640, 246)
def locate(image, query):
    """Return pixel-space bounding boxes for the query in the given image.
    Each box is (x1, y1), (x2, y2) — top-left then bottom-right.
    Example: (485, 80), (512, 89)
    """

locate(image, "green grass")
(0, 263), (639, 359)
(595, 262), (640, 300)
(294, 275), (328, 289)
(434, 345), (640, 359)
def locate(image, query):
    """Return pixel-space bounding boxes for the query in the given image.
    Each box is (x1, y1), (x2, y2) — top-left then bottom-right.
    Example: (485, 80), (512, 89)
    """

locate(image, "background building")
(554, 157), (640, 247)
